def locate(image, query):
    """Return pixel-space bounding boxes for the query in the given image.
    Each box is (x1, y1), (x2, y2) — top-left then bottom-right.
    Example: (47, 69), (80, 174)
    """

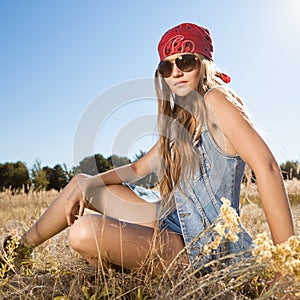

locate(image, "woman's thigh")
(86, 184), (159, 228)
(69, 214), (187, 271)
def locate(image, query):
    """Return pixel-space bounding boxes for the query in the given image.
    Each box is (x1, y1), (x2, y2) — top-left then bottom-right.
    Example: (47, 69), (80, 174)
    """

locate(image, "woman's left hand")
(64, 174), (92, 226)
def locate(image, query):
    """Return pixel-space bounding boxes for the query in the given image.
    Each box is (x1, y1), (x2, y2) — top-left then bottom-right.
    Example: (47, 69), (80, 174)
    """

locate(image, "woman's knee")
(68, 215), (101, 252)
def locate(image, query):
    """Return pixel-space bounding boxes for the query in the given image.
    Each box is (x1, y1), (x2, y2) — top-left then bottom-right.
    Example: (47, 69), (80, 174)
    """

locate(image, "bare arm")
(205, 89), (295, 244)
(86, 141), (160, 188)
(65, 142), (160, 225)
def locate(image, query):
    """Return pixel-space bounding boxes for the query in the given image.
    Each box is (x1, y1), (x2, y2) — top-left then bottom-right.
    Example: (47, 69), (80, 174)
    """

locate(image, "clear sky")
(0, 0), (299, 169)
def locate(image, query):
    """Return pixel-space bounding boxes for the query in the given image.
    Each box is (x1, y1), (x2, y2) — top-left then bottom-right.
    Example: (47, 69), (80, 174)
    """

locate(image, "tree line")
(0, 151), (158, 192)
(0, 155), (299, 192)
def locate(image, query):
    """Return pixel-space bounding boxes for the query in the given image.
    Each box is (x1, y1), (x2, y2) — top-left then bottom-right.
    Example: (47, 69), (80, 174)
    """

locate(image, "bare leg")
(69, 184), (187, 271)
(25, 176), (159, 246)
(86, 184), (159, 227)
(25, 175), (85, 246)
(69, 214), (187, 271)
(23, 175), (187, 271)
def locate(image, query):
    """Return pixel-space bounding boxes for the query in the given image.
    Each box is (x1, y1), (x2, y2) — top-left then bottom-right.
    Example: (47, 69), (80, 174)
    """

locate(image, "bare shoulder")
(202, 88), (241, 154)
(203, 87), (274, 168)
(204, 87), (235, 109)
(204, 87), (247, 124)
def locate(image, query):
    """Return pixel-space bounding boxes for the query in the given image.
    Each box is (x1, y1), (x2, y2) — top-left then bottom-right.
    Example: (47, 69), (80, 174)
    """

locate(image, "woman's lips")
(174, 81), (187, 86)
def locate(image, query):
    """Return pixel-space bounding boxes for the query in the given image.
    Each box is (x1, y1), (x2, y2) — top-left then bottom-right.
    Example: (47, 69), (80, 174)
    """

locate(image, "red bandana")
(158, 23), (213, 61)
(158, 23), (231, 83)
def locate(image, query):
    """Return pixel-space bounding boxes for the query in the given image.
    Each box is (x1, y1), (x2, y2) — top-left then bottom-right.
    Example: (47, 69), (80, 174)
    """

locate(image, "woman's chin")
(173, 86), (194, 97)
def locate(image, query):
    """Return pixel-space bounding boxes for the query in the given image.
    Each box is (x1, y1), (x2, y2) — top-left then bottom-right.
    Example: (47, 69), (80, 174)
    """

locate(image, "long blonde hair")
(155, 54), (249, 203)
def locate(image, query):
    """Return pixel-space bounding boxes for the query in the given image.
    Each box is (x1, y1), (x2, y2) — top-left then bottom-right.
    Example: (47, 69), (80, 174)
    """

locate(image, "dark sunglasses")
(157, 54), (199, 78)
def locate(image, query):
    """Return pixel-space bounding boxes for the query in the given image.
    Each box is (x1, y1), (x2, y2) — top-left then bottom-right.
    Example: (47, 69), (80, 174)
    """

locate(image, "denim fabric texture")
(125, 120), (253, 271)
(123, 183), (161, 203)
(159, 209), (182, 234)
(173, 124), (253, 270)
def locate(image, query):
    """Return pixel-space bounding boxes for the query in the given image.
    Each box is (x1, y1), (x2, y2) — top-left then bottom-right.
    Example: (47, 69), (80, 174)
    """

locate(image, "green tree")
(31, 159), (49, 190)
(280, 160), (300, 180)
(0, 161), (30, 190)
(107, 154), (131, 168)
(44, 164), (69, 191)
(0, 163), (8, 190)
(75, 154), (111, 175)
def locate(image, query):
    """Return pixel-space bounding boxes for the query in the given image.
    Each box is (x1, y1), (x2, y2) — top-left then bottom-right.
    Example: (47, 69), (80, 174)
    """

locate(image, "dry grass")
(0, 181), (300, 299)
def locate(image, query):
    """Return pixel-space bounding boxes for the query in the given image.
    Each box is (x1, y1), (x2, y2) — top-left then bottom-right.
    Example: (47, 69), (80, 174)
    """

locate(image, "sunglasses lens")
(176, 54), (198, 72)
(158, 61), (172, 77)
(158, 54), (198, 77)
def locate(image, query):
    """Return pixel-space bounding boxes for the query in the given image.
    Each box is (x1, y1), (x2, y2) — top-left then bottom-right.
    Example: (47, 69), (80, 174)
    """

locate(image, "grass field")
(0, 180), (300, 299)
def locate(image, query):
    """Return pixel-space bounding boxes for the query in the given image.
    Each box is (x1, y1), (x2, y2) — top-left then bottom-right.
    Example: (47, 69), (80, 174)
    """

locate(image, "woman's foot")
(0, 234), (33, 278)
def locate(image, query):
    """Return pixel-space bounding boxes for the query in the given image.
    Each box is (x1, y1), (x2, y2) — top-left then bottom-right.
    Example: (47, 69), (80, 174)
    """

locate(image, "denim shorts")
(123, 183), (161, 203)
(123, 183), (182, 234)
(159, 209), (182, 235)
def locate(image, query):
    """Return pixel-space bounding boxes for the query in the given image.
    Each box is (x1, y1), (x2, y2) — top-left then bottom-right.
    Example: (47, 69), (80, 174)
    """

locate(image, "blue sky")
(0, 0), (299, 169)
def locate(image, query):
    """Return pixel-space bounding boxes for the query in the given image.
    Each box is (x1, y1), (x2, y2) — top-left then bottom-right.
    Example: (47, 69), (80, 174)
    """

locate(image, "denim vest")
(173, 124), (253, 270)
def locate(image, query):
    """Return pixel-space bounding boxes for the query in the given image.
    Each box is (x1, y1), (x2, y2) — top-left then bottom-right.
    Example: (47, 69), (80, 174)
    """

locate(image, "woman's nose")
(171, 63), (183, 77)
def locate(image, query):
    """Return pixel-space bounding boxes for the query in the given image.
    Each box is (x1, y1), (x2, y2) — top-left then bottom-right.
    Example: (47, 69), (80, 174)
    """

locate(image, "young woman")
(2, 23), (294, 274)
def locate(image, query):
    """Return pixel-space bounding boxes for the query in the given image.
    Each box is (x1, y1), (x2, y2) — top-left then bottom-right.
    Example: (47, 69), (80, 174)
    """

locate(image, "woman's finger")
(65, 203), (73, 226)
(78, 198), (85, 217)
(65, 186), (86, 225)
(65, 188), (78, 226)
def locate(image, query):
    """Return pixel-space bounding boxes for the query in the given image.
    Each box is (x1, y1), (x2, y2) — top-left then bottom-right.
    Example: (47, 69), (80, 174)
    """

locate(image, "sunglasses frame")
(158, 54), (200, 78)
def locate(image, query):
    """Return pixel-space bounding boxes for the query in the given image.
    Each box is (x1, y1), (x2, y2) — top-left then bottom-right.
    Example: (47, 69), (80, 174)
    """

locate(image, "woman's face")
(161, 53), (201, 97)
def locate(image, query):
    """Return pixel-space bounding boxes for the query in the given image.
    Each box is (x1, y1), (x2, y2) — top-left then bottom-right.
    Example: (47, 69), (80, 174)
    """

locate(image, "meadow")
(0, 179), (300, 299)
